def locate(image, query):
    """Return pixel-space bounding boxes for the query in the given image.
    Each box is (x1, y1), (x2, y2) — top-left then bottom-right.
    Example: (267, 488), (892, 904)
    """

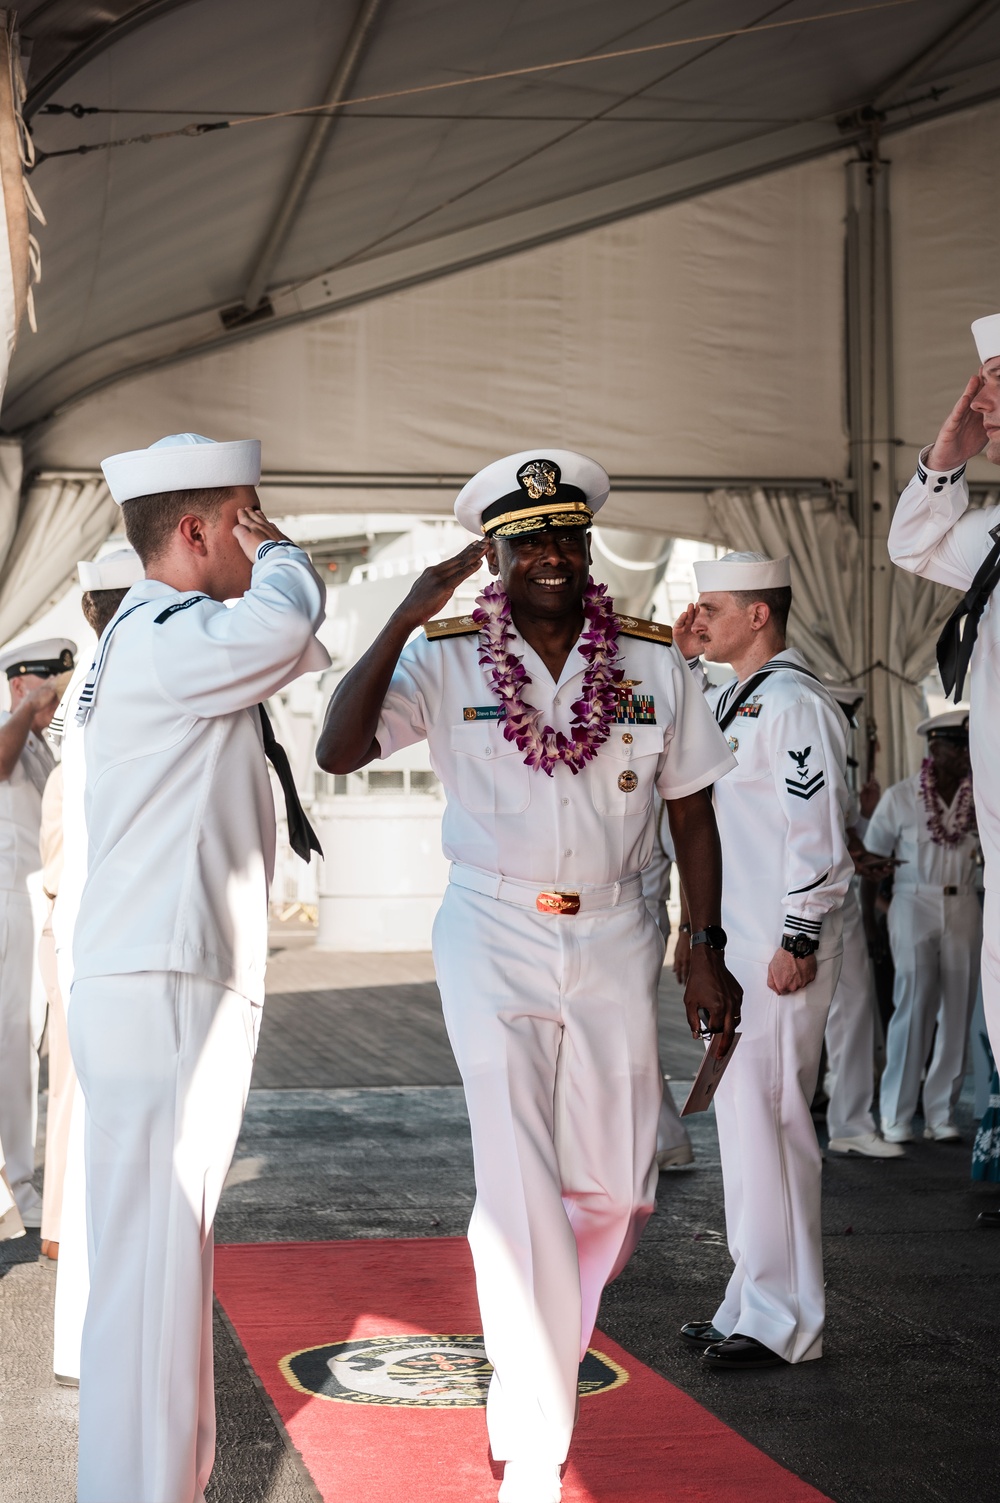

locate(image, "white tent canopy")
(4, 0), (1000, 774)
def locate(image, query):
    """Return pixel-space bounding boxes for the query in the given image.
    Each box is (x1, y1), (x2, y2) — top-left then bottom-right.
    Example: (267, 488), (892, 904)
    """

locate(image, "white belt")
(449, 861), (643, 916)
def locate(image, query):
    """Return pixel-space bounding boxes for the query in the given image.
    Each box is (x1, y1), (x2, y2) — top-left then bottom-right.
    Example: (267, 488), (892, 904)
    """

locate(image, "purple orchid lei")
(471, 577), (623, 776)
(918, 756), (977, 846)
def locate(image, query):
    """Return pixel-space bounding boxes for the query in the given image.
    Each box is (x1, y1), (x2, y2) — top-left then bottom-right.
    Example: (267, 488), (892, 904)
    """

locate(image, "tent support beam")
(239, 0), (386, 315)
(845, 151), (899, 782)
(871, 0), (1000, 109)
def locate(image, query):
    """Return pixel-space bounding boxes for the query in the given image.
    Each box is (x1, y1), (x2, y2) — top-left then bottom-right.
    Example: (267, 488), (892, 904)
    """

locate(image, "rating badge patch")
(280, 1334), (627, 1408)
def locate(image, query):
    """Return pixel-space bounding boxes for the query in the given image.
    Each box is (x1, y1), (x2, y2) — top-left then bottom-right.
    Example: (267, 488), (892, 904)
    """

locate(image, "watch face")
(705, 925), (727, 950)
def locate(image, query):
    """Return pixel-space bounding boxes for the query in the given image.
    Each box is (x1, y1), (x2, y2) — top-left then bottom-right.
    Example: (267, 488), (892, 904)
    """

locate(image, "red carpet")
(214, 1238), (831, 1503)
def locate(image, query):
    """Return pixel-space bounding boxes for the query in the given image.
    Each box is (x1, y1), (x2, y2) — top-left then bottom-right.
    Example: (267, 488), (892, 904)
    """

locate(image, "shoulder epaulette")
(423, 614), (480, 640)
(614, 614), (673, 646)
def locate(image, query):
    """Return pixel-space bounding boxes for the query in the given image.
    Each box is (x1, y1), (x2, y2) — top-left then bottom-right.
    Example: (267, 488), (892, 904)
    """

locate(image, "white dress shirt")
(72, 544), (329, 1002)
(864, 774), (980, 890)
(0, 714), (54, 893)
(376, 624), (735, 887)
(707, 650), (853, 963)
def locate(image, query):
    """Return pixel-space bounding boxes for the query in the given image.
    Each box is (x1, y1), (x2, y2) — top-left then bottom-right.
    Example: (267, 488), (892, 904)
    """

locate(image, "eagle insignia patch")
(785, 746), (826, 800)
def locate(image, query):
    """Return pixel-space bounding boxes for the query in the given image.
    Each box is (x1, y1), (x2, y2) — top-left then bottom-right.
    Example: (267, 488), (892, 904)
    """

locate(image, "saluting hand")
(233, 506), (293, 560)
(396, 540), (488, 628)
(927, 375), (988, 471)
(24, 682), (60, 731)
(672, 603), (702, 663)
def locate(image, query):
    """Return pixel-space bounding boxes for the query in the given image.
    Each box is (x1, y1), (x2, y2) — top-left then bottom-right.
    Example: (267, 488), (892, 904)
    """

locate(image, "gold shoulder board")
(423, 614), (480, 640)
(614, 614), (673, 645)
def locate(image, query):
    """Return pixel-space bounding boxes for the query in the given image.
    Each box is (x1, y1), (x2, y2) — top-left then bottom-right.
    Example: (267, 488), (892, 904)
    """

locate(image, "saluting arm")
(0, 686), (59, 781)
(316, 540), (486, 775)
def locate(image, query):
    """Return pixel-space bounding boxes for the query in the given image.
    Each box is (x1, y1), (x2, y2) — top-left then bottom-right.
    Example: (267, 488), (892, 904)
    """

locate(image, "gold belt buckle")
(536, 890), (581, 916)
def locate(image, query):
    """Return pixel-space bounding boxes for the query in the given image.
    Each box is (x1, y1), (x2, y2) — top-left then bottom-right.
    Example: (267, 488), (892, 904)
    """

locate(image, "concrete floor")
(2, 937), (998, 1502)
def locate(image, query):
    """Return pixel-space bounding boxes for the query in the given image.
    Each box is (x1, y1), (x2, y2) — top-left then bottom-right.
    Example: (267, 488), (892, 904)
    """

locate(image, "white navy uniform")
(376, 614), (734, 1467)
(888, 455), (1000, 1072)
(69, 543), (328, 1503)
(0, 711), (55, 1223)
(824, 796), (881, 1143)
(708, 650), (852, 1362)
(864, 774), (981, 1135)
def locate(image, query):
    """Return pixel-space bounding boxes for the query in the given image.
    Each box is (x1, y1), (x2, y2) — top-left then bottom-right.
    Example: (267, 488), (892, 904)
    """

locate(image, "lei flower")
(472, 577), (622, 775)
(918, 756), (977, 846)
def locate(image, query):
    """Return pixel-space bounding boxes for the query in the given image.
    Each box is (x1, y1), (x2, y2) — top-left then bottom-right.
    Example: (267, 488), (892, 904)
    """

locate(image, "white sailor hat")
(916, 708), (970, 741)
(0, 638), (76, 679)
(455, 449), (610, 539)
(101, 433), (261, 505)
(78, 547), (144, 591)
(693, 551), (791, 592)
(972, 315), (1000, 364)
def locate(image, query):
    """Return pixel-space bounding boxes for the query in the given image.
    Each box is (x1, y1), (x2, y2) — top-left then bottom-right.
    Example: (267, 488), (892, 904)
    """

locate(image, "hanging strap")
(935, 522), (1000, 700)
(258, 703), (323, 863)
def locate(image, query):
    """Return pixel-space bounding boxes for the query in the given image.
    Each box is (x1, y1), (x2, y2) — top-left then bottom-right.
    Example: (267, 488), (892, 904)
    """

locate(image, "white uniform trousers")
(713, 951), (841, 1364)
(0, 889), (42, 1222)
(53, 1081), (87, 1381)
(825, 891), (879, 1141)
(982, 890), (1000, 1083)
(39, 911), (76, 1242)
(68, 972), (261, 1503)
(881, 890), (981, 1133)
(433, 884), (662, 1467)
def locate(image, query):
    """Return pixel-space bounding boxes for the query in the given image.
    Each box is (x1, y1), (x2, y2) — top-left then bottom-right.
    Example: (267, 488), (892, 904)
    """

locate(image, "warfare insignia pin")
(618, 770), (639, 792)
(727, 736), (739, 753)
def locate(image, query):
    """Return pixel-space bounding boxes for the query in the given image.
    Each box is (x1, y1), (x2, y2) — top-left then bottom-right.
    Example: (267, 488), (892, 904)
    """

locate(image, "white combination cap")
(455, 448), (610, 538)
(972, 314), (1000, 364)
(916, 708), (970, 740)
(78, 547), (144, 591)
(101, 433), (261, 505)
(693, 553), (791, 592)
(0, 638), (76, 679)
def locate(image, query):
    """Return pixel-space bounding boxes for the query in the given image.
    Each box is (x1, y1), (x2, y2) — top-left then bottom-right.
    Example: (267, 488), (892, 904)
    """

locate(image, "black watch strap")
(690, 925), (727, 951)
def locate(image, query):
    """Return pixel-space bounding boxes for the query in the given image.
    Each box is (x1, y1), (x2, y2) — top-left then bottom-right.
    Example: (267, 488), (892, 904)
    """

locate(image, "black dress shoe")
(702, 1334), (787, 1369)
(680, 1320), (726, 1346)
(977, 1208), (1000, 1228)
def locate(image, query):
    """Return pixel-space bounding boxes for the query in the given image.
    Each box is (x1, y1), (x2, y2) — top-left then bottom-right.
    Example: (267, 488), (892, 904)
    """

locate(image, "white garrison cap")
(101, 433), (261, 505)
(0, 637), (76, 679)
(693, 552), (791, 592)
(78, 547), (143, 591)
(972, 315), (1000, 364)
(455, 449), (610, 538)
(916, 708), (970, 739)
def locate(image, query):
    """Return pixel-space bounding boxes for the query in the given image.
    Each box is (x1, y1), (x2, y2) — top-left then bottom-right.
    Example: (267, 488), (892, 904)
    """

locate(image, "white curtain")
(705, 488), (963, 782)
(0, 475), (115, 645)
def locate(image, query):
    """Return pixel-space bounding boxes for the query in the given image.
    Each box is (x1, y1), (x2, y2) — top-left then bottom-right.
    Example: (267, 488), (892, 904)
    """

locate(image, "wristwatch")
(690, 925), (727, 951)
(781, 933), (819, 958)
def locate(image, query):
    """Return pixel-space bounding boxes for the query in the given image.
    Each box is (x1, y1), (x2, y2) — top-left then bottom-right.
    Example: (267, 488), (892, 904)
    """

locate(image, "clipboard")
(680, 1031), (741, 1115)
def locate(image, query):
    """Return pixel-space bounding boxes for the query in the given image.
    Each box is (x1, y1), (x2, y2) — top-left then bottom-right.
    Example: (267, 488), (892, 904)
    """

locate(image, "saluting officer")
(317, 450), (740, 1503)
(70, 434), (328, 1503)
(887, 314), (1000, 1225)
(673, 552), (853, 1370)
(0, 636), (75, 1226)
